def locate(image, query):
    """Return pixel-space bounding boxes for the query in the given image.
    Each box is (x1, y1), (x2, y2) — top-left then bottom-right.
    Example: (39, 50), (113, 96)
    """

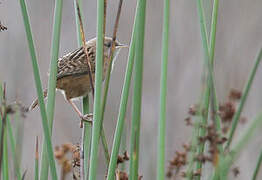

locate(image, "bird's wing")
(57, 47), (95, 79)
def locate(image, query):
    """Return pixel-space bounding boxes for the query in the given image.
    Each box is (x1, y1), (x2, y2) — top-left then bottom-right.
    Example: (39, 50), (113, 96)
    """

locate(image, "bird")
(29, 37), (127, 122)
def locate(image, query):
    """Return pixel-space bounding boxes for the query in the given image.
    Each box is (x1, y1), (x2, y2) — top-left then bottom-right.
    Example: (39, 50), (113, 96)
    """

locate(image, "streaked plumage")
(29, 37), (126, 112)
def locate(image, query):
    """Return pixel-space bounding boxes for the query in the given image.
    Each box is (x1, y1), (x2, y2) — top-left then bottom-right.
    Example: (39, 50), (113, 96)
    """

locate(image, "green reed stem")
(88, 0), (105, 178)
(252, 149), (262, 180)
(195, 0), (220, 176)
(7, 116), (21, 180)
(73, 1), (93, 178)
(2, 125), (8, 180)
(129, 0), (146, 179)
(99, 0), (124, 167)
(106, 4), (139, 180)
(226, 48), (262, 149)
(40, 0), (63, 179)
(82, 97), (91, 180)
(209, 0), (219, 66)
(35, 137), (39, 180)
(157, 0), (170, 179)
(213, 111), (262, 180)
(19, 0), (58, 179)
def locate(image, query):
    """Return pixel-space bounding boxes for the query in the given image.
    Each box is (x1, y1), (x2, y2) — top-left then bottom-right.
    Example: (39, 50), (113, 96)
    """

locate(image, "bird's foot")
(80, 113), (93, 128)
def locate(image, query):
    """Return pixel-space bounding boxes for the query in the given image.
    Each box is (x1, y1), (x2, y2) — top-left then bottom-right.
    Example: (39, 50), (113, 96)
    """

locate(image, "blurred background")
(1, 0), (262, 179)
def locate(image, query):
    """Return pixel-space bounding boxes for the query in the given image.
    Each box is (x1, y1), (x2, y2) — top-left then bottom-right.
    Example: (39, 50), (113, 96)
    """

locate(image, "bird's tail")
(28, 89), (48, 111)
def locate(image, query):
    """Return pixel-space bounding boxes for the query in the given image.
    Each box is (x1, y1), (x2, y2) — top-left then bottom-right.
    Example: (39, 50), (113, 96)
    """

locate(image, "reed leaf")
(7, 115), (21, 180)
(88, 0), (105, 178)
(129, 0), (147, 179)
(226, 48), (262, 149)
(157, 0), (170, 179)
(106, 2), (139, 180)
(19, 0), (58, 179)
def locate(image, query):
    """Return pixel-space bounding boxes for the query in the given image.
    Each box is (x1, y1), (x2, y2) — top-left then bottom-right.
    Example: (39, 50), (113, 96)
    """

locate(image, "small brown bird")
(29, 37), (126, 121)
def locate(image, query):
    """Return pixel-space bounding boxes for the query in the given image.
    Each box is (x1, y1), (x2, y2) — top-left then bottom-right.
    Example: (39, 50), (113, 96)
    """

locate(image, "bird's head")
(87, 37), (127, 56)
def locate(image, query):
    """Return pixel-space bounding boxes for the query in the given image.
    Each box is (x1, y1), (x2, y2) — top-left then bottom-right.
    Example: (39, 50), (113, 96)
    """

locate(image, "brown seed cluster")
(181, 168), (201, 178)
(188, 104), (199, 116)
(117, 151), (130, 165)
(116, 171), (128, 180)
(166, 144), (190, 179)
(54, 143), (80, 180)
(218, 88), (246, 134)
(0, 99), (28, 119)
(167, 89), (243, 179)
(105, 151), (141, 180)
(115, 171), (142, 180)
(197, 124), (227, 165)
(184, 117), (192, 126)
(229, 89), (242, 101)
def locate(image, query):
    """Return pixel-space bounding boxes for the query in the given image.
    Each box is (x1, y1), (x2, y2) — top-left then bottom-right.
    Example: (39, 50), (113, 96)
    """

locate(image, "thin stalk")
(231, 112), (262, 166)
(99, 0), (124, 167)
(14, 105), (24, 176)
(252, 149), (262, 180)
(0, 83), (8, 179)
(82, 97), (91, 180)
(19, 0), (58, 179)
(74, 0), (110, 176)
(2, 85), (21, 179)
(129, 0), (147, 179)
(195, 0), (220, 175)
(106, 3), (139, 179)
(35, 137), (39, 180)
(74, 0), (83, 46)
(88, 0), (105, 178)
(46, 0), (63, 133)
(196, 0), (220, 133)
(157, 0), (170, 179)
(186, 113), (204, 179)
(2, 128), (8, 180)
(100, 0), (123, 128)
(100, 127), (110, 165)
(0, 84), (3, 180)
(252, 151), (262, 180)
(212, 48), (262, 180)
(7, 115), (21, 180)
(187, 0), (219, 177)
(209, 0), (219, 66)
(212, 111), (262, 180)
(40, 0), (63, 178)
(74, 0), (94, 97)
(119, 123), (127, 171)
(73, 1), (92, 179)
(226, 48), (262, 149)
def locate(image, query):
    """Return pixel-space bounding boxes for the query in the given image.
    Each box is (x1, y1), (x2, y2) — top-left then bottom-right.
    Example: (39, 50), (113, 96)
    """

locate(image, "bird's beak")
(116, 44), (129, 49)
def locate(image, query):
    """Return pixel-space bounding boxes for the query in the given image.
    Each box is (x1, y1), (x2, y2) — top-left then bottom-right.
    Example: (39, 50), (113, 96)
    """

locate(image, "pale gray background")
(0, 0), (262, 179)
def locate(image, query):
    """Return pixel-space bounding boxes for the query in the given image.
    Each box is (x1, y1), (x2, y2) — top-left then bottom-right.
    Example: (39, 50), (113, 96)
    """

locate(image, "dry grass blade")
(109, 0), (123, 57)
(75, 0), (95, 97)
(100, 0), (124, 167)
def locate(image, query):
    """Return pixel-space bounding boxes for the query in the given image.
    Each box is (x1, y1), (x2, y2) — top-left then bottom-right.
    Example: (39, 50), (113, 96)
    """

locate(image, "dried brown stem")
(75, 0), (95, 98)
(35, 136), (39, 160)
(109, 0), (123, 60)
